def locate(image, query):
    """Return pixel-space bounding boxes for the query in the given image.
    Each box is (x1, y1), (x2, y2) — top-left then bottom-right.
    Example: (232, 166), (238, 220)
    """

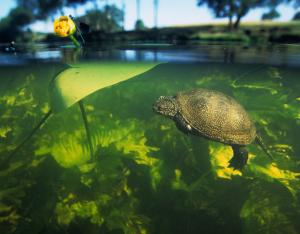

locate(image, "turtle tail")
(255, 134), (274, 161)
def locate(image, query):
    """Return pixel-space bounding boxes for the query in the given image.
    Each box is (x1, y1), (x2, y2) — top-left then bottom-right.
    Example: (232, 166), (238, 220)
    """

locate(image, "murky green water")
(1, 44), (300, 234)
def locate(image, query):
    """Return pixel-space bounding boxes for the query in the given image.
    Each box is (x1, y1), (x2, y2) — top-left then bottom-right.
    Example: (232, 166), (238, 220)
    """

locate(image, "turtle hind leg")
(228, 145), (248, 170)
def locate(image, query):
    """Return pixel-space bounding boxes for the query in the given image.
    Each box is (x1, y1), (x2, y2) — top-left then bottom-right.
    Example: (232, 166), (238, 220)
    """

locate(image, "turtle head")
(153, 96), (178, 118)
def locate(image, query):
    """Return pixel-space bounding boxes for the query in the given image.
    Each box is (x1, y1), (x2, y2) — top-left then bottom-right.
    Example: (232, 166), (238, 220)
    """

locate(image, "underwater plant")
(1, 62), (300, 234)
(7, 62), (160, 167)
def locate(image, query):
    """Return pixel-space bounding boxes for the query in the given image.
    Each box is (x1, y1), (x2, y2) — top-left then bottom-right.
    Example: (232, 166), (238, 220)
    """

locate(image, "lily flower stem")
(69, 34), (81, 48)
(79, 100), (94, 158)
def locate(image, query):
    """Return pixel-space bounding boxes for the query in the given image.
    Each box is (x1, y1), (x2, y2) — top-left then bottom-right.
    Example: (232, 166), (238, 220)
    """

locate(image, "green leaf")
(49, 61), (160, 112)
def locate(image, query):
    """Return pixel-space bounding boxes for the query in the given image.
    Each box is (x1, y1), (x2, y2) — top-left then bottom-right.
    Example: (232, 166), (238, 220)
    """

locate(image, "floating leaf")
(50, 61), (160, 112)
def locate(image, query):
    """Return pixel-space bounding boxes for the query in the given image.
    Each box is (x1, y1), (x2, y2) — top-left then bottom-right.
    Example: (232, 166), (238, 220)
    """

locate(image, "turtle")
(153, 88), (272, 170)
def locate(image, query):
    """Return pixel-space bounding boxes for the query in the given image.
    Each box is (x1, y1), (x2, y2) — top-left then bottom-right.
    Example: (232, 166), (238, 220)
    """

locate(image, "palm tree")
(135, 0), (145, 30)
(136, 0), (141, 21)
(153, 0), (158, 28)
(122, 0), (126, 31)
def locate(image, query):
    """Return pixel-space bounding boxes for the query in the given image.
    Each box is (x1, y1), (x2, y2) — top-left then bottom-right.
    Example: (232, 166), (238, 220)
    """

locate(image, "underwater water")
(0, 43), (300, 234)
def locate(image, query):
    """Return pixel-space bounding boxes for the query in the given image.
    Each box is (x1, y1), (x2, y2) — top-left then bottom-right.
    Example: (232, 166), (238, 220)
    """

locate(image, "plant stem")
(1, 110), (53, 169)
(78, 100), (94, 158)
(69, 34), (81, 48)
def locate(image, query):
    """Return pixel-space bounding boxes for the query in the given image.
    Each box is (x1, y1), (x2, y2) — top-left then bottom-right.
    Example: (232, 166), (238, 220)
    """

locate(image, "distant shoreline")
(40, 21), (300, 44)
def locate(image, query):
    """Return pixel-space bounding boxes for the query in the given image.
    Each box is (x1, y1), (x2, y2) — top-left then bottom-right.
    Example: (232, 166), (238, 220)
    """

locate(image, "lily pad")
(49, 61), (160, 112)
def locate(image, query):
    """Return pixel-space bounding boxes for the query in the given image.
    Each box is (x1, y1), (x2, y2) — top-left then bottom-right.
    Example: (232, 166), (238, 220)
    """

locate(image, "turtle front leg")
(174, 113), (192, 135)
(228, 145), (248, 170)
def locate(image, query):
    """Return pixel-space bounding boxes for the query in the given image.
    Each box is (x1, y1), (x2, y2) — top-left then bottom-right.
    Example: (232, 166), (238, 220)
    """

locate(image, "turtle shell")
(176, 89), (256, 145)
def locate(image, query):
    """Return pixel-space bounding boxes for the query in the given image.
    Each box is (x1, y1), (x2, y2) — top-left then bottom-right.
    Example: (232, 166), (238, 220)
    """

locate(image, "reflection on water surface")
(1, 42), (300, 66)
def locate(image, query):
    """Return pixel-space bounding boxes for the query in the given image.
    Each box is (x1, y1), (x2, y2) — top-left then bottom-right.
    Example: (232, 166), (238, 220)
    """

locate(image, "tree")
(78, 5), (123, 33)
(197, 0), (282, 29)
(16, 0), (95, 20)
(16, 0), (64, 19)
(136, 0), (141, 21)
(154, 0), (159, 28)
(293, 11), (300, 20)
(121, 0), (126, 31)
(9, 7), (34, 26)
(66, 0), (92, 16)
(0, 7), (34, 42)
(135, 19), (146, 30)
(135, 0), (145, 30)
(66, 0), (91, 8)
(262, 8), (280, 20)
(135, 0), (146, 30)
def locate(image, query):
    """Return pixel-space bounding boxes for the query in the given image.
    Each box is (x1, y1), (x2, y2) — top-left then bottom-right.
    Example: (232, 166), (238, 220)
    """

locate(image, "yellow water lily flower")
(54, 16), (76, 38)
(53, 16), (80, 47)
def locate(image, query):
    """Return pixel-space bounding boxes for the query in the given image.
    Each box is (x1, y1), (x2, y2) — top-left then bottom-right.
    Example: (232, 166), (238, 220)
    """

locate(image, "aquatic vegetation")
(240, 182), (298, 234)
(32, 112), (157, 232)
(55, 200), (103, 226)
(250, 163), (300, 197)
(0, 161), (36, 233)
(51, 131), (91, 168)
(1, 62), (300, 234)
(35, 107), (159, 169)
(209, 143), (243, 179)
(0, 71), (46, 161)
(4, 61), (160, 170)
(0, 126), (12, 139)
(47, 119), (155, 233)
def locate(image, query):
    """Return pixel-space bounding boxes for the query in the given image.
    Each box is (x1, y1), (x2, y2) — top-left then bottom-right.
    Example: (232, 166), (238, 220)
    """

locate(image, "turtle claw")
(228, 156), (247, 170)
(228, 146), (249, 170)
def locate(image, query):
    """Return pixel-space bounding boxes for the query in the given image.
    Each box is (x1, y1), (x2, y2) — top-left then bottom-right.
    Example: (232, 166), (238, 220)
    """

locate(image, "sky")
(0, 0), (297, 32)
